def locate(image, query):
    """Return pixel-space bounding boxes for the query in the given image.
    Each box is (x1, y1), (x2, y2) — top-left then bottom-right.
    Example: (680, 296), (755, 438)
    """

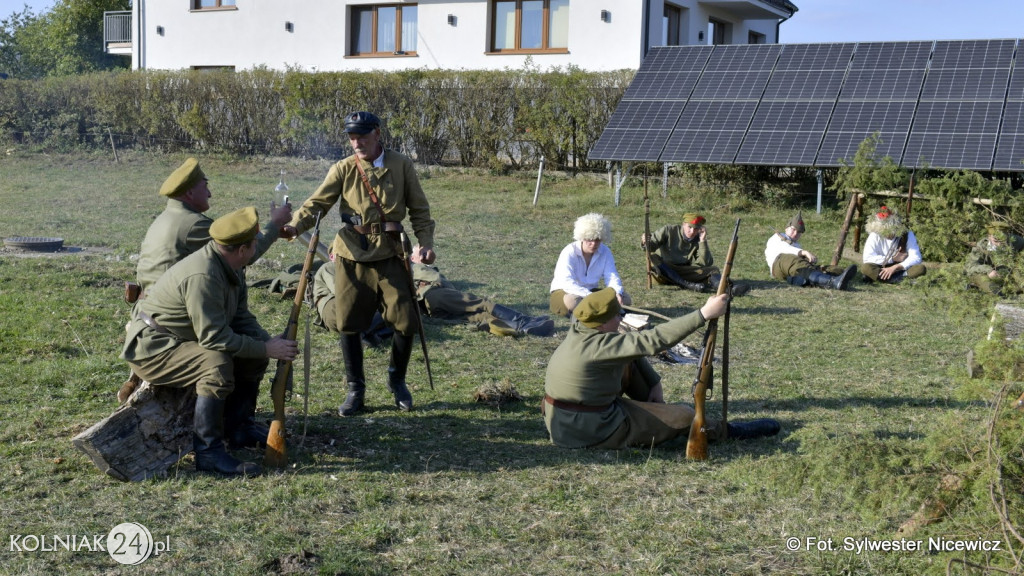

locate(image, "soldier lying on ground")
(764, 211), (857, 290)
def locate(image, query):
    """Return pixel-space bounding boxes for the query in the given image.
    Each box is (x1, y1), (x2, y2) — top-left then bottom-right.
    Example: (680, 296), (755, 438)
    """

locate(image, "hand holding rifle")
(686, 218), (740, 460)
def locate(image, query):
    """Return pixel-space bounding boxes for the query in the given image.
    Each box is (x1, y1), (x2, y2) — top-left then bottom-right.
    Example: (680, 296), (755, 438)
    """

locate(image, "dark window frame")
(489, 0), (569, 54)
(349, 3), (418, 57)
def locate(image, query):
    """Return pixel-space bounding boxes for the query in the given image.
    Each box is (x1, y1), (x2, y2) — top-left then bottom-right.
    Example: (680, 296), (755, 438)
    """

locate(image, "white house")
(105, 0), (797, 72)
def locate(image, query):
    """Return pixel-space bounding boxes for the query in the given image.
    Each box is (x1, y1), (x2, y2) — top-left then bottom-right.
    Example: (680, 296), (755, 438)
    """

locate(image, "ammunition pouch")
(124, 282), (141, 304)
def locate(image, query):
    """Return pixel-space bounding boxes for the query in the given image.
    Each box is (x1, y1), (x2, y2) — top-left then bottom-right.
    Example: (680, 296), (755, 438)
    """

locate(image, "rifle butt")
(685, 415), (709, 460)
(263, 420), (287, 468)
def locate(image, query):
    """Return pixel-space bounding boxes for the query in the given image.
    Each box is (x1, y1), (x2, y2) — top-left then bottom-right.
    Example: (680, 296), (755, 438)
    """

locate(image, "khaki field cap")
(210, 206), (260, 246)
(573, 287), (621, 328)
(159, 157), (206, 197)
(987, 220), (1010, 236)
(788, 211), (805, 233)
(682, 213), (705, 226)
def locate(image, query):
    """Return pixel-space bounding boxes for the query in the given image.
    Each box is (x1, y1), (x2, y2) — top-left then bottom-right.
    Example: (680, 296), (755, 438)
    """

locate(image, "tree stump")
(72, 381), (195, 481)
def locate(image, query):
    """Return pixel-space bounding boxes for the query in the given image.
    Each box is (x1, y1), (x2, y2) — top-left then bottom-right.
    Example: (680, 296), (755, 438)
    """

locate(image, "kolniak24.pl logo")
(10, 522), (170, 565)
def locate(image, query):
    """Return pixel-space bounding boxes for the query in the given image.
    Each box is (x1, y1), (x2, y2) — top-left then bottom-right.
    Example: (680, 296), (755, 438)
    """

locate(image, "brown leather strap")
(543, 394), (611, 413)
(350, 221), (403, 235)
(138, 311), (170, 335)
(353, 156), (389, 224)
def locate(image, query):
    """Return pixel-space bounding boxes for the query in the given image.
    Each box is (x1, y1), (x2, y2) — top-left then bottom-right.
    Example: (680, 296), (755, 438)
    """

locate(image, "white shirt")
(549, 241), (625, 298)
(862, 231), (922, 269)
(764, 233), (803, 273)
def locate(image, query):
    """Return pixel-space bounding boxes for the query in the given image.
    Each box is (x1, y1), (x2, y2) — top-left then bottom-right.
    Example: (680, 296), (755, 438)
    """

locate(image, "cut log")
(72, 381), (195, 481)
(992, 303), (1024, 341)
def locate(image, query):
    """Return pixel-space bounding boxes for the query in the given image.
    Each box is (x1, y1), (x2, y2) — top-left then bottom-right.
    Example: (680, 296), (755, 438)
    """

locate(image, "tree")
(0, 0), (130, 78)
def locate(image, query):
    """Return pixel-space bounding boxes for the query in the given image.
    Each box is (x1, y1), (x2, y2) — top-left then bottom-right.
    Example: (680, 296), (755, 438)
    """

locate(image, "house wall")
(133, 0), (787, 72)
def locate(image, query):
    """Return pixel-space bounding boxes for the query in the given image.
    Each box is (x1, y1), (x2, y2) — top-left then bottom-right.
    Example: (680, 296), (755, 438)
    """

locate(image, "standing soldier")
(641, 212), (749, 296)
(764, 211), (857, 290)
(121, 207), (298, 476)
(282, 111), (436, 417)
(966, 220), (1024, 295)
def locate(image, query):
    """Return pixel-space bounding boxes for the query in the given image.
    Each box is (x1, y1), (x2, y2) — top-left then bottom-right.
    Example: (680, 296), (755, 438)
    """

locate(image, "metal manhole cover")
(4, 237), (65, 252)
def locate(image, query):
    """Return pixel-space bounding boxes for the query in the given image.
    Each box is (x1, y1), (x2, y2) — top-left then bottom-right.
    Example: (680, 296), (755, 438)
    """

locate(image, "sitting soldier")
(860, 206), (926, 284)
(966, 220), (1024, 295)
(764, 211), (857, 290)
(641, 212), (748, 296)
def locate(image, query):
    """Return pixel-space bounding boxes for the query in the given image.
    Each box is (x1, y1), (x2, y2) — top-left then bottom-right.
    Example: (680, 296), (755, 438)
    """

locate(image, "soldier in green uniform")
(282, 111), (436, 417)
(313, 250), (554, 339)
(641, 212), (749, 296)
(129, 157), (292, 448)
(764, 211), (857, 290)
(542, 288), (779, 449)
(121, 207), (298, 476)
(966, 220), (1024, 295)
(135, 157), (292, 293)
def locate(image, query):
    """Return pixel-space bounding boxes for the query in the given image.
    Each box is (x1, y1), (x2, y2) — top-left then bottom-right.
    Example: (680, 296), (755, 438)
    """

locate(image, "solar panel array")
(589, 39), (1024, 172)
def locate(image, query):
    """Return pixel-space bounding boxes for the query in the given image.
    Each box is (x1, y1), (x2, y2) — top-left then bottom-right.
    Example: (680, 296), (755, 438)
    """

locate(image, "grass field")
(0, 150), (1017, 575)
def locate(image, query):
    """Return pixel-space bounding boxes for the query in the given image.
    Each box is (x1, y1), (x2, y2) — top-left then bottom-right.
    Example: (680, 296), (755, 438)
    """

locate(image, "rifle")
(265, 211), (321, 468)
(686, 218), (740, 460)
(644, 168), (653, 289)
(830, 192), (862, 267)
(397, 232), (434, 390)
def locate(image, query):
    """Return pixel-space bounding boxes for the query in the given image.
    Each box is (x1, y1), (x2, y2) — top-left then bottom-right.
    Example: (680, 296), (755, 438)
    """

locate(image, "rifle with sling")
(686, 218), (740, 460)
(265, 211), (321, 468)
(351, 157), (434, 390)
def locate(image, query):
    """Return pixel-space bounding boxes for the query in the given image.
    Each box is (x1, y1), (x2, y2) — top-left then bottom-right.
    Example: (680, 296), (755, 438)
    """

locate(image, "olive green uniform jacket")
(643, 224), (713, 269)
(287, 151), (435, 262)
(136, 198), (282, 292)
(122, 242), (270, 364)
(965, 234), (1024, 293)
(543, 310), (705, 448)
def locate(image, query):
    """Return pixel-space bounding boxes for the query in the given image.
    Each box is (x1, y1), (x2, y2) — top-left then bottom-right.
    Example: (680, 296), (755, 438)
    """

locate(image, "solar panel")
(587, 39), (1024, 171)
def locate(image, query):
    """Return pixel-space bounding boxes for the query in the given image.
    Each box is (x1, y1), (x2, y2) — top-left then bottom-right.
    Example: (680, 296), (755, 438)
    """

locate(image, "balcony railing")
(103, 11), (132, 45)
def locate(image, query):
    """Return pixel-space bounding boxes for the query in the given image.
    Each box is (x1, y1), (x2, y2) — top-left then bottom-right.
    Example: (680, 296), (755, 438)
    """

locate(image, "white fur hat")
(573, 213), (612, 243)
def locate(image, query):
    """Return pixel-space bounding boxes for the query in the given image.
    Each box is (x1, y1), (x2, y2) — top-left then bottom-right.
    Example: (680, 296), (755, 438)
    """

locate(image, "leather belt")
(350, 221), (403, 235)
(138, 311), (170, 335)
(543, 394), (611, 413)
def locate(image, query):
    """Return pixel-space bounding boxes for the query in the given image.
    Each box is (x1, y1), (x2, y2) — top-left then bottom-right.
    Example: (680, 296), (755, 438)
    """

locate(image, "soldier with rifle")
(764, 211), (857, 290)
(860, 206), (926, 284)
(641, 212), (749, 296)
(281, 111), (437, 417)
(965, 220), (1024, 295)
(541, 287), (779, 450)
(120, 207), (298, 476)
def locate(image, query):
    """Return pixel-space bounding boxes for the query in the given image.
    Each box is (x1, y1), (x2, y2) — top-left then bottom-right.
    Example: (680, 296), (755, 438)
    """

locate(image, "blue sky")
(1, 0), (1021, 43)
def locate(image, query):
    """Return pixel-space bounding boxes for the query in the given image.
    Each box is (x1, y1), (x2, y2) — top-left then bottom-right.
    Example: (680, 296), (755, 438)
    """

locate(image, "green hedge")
(0, 67), (632, 169)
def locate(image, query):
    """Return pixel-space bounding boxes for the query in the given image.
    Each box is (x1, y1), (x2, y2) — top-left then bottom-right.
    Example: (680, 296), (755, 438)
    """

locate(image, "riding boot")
(807, 265), (856, 291)
(658, 263), (709, 293)
(224, 381), (269, 449)
(705, 273), (750, 297)
(387, 332), (415, 411)
(193, 395), (262, 476)
(726, 418), (782, 440)
(338, 333), (366, 416)
(491, 304), (555, 337)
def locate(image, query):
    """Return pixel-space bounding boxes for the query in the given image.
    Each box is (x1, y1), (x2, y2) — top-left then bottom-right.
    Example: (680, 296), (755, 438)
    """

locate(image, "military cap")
(210, 206), (260, 246)
(682, 213), (706, 227)
(573, 287), (622, 329)
(159, 157), (206, 197)
(343, 111), (381, 135)
(788, 211), (805, 233)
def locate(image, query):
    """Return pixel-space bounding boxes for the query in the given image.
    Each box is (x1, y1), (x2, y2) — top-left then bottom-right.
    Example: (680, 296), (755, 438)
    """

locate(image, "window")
(351, 4), (418, 56)
(491, 0), (568, 53)
(662, 4), (681, 46)
(748, 31), (765, 44)
(194, 0), (235, 9)
(709, 18), (729, 45)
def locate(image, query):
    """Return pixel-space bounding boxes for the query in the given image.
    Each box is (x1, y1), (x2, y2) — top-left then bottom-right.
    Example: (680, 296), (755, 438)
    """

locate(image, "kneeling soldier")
(121, 207), (298, 476)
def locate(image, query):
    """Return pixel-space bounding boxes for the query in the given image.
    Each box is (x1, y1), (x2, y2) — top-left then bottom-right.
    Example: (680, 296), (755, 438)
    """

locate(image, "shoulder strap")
(353, 157), (388, 223)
